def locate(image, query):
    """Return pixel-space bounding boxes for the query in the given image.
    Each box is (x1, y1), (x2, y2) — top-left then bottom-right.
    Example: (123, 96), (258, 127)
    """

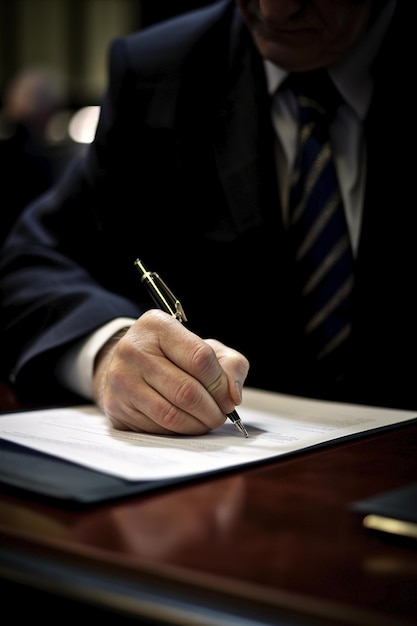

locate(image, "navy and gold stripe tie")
(288, 71), (354, 378)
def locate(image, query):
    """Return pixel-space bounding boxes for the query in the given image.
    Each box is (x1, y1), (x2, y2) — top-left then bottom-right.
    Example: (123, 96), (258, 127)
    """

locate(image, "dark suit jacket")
(0, 0), (415, 409)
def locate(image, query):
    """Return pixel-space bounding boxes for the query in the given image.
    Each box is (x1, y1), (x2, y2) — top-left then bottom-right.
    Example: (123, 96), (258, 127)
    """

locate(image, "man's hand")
(93, 309), (249, 435)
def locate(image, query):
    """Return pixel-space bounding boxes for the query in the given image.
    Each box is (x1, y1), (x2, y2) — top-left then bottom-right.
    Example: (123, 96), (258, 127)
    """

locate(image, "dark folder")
(0, 439), (184, 506)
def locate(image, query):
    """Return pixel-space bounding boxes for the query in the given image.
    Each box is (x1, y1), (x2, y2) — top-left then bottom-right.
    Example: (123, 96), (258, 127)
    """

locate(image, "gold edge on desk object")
(363, 514), (417, 540)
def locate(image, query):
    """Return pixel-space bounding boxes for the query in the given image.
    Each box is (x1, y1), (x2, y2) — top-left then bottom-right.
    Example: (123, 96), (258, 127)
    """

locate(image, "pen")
(134, 258), (249, 438)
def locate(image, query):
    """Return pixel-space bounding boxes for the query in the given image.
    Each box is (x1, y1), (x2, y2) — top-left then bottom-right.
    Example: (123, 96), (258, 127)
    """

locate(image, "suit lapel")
(211, 26), (279, 235)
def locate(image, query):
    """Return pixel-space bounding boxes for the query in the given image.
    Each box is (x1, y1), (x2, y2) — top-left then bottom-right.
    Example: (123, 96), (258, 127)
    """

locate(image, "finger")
(158, 320), (235, 410)
(205, 338), (250, 407)
(139, 358), (227, 432)
(105, 383), (221, 435)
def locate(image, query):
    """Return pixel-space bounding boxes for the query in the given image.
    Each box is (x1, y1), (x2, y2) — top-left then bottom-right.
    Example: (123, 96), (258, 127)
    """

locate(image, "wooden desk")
(1, 382), (416, 626)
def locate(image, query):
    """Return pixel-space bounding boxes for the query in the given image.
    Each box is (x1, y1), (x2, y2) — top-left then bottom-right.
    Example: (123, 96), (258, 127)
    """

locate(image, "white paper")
(0, 388), (415, 481)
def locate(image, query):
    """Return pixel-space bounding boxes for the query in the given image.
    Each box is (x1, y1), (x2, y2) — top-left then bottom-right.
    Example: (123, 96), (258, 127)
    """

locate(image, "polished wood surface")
(1, 380), (417, 625)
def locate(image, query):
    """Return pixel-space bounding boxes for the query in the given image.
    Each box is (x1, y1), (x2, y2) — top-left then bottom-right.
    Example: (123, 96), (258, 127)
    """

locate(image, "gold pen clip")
(152, 273), (187, 323)
(134, 259), (187, 323)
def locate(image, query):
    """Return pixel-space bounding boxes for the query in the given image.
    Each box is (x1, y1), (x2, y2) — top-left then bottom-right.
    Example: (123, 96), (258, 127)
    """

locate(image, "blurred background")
(0, 0), (215, 107)
(0, 0), (214, 241)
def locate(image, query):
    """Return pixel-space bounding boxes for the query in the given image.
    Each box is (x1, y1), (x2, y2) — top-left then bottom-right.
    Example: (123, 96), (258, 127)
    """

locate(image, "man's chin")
(253, 36), (325, 72)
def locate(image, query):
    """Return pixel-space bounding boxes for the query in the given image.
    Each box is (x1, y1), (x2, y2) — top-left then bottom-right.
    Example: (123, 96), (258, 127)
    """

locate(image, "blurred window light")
(68, 106), (100, 144)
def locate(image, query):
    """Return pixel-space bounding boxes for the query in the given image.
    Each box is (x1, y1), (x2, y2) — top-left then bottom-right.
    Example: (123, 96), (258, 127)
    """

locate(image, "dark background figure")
(0, 67), (65, 245)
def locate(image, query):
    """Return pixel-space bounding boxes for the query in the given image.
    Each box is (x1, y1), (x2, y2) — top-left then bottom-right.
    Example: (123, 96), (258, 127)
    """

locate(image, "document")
(1, 388), (416, 482)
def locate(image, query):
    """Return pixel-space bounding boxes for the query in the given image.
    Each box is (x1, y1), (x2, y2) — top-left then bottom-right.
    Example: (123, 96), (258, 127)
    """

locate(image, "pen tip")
(227, 409), (249, 437)
(236, 420), (249, 438)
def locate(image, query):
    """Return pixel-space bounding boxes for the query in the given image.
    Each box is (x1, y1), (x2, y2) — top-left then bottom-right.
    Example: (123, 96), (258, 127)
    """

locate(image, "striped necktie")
(288, 71), (354, 379)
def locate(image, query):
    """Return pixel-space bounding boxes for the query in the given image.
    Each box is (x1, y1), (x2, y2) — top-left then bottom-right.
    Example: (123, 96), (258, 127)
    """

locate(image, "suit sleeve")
(0, 37), (145, 399)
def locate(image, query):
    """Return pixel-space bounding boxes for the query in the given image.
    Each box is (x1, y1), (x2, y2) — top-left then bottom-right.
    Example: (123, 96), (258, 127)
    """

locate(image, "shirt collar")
(264, 0), (396, 120)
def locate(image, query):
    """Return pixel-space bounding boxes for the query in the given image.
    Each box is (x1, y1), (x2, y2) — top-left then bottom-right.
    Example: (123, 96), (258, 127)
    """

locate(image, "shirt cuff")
(55, 318), (135, 400)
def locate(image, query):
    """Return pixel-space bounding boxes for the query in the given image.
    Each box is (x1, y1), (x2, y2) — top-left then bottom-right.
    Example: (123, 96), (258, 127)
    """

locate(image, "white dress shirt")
(265, 0), (395, 255)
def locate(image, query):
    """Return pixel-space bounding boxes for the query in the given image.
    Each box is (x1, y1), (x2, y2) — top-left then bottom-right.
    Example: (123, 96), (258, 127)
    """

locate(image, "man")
(0, 0), (413, 436)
